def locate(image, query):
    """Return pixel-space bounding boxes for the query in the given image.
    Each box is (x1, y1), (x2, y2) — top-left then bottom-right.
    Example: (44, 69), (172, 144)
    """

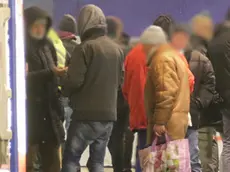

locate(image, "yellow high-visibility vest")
(47, 28), (66, 68)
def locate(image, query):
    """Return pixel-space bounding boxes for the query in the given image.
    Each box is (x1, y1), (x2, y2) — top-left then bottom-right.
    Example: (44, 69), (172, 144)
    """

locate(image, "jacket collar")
(81, 28), (106, 42)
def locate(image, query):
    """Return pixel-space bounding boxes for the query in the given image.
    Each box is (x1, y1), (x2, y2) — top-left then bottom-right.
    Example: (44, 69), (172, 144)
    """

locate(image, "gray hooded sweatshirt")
(63, 4), (124, 121)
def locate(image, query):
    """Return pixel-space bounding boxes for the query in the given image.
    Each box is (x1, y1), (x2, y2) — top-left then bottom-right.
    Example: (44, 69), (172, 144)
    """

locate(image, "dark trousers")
(26, 142), (60, 172)
(62, 121), (113, 172)
(123, 128), (134, 171)
(136, 130), (147, 172)
(199, 127), (219, 172)
(108, 107), (129, 172)
(221, 110), (230, 171)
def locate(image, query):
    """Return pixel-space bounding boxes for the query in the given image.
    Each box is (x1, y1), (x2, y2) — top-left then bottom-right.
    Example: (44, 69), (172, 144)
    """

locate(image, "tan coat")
(145, 44), (190, 144)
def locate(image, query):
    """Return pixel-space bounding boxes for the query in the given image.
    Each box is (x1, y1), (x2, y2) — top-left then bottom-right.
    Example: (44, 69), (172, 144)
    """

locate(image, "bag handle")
(151, 134), (171, 150)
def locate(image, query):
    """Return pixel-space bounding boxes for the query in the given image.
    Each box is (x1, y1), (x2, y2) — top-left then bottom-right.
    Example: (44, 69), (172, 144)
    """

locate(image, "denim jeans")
(61, 97), (73, 134)
(136, 130), (147, 172)
(62, 121), (113, 172)
(186, 128), (202, 172)
(221, 109), (230, 171)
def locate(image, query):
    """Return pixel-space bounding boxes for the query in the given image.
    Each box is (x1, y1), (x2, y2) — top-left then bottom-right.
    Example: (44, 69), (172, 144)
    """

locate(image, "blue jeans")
(186, 128), (202, 172)
(61, 97), (73, 133)
(136, 130), (147, 172)
(62, 121), (113, 172)
(221, 109), (230, 171)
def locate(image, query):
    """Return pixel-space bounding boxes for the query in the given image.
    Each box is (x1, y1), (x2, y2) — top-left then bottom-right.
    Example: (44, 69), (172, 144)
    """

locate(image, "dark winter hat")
(153, 15), (175, 37)
(58, 14), (77, 34)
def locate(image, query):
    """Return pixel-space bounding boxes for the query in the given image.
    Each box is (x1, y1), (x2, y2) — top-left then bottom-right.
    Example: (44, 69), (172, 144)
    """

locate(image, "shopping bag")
(139, 134), (191, 172)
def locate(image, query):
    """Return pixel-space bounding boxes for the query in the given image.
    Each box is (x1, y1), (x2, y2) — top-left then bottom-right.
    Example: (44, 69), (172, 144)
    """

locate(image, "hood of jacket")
(58, 14), (77, 34)
(24, 6), (52, 40)
(77, 4), (106, 38)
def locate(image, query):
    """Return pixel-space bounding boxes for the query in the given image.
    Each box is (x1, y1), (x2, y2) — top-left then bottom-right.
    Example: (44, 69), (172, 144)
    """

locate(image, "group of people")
(24, 3), (230, 172)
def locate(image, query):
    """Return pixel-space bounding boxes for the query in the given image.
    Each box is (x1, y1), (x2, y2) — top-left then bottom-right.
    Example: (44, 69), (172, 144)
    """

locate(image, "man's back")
(68, 35), (123, 121)
(208, 24), (230, 101)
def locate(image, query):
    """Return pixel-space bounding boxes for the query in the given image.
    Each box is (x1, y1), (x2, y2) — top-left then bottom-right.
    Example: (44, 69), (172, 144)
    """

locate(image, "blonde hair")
(191, 13), (214, 40)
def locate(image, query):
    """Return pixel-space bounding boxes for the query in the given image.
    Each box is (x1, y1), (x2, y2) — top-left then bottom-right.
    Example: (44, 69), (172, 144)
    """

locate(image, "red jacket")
(123, 44), (147, 131)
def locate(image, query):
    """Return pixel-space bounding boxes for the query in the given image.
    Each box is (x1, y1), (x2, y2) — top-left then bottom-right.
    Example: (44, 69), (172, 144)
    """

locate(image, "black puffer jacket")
(185, 50), (216, 129)
(190, 35), (209, 56)
(208, 22), (230, 105)
(24, 6), (65, 145)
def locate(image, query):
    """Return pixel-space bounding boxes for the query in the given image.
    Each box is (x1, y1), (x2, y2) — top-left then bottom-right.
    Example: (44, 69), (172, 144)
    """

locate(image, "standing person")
(58, 14), (81, 66)
(171, 23), (216, 172)
(190, 13), (219, 172)
(141, 25), (190, 144)
(24, 6), (66, 172)
(122, 43), (148, 172)
(120, 32), (134, 172)
(105, 16), (128, 172)
(58, 14), (80, 136)
(208, 19), (230, 172)
(61, 4), (123, 172)
(170, 24), (195, 92)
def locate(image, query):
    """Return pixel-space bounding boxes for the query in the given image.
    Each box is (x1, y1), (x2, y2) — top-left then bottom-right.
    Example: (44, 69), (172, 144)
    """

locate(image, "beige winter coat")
(145, 44), (190, 144)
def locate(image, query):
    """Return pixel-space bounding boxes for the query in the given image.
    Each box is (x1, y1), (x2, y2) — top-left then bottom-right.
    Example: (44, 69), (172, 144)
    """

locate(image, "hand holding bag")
(139, 134), (191, 172)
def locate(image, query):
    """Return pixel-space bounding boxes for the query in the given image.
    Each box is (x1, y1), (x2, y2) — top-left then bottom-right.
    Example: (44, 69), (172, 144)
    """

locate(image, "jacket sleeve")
(122, 57), (146, 102)
(151, 60), (180, 125)
(27, 69), (54, 82)
(197, 59), (216, 108)
(62, 45), (89, 96)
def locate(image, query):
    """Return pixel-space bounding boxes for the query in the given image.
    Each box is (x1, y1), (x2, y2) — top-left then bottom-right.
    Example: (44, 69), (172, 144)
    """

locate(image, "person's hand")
(26, 63), (28, 75)
(52, 67), (68, 76)
(153, 124), (167, 136)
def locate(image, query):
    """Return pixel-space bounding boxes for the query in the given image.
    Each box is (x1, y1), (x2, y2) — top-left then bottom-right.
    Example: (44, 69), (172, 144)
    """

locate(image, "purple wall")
(24, 0), (54, 17)
(28, 0), (230, 36)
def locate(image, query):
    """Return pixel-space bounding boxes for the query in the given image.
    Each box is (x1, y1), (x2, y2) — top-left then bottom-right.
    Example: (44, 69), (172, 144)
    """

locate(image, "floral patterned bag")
(139, 135), (191, 172)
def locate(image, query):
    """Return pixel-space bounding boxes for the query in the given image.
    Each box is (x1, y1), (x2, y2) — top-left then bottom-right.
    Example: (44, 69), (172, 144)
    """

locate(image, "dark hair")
(153, 15), (175, 37)
(120, 32), (130, 45)
(106, 16), (123, 38)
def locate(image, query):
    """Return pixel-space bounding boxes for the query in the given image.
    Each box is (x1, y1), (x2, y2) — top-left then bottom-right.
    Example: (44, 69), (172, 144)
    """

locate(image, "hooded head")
(77, 4), (106, 39)
(24, 6), (52, 41)
(140, 25), (167, 60)
(106, 16), (123, 39)
(58, 14), (77, 34)
(153, 15), (175, 38)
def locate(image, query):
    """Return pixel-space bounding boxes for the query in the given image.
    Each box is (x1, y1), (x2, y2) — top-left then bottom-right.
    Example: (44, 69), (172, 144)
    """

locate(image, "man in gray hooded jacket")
(62, 4), (124, 172)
